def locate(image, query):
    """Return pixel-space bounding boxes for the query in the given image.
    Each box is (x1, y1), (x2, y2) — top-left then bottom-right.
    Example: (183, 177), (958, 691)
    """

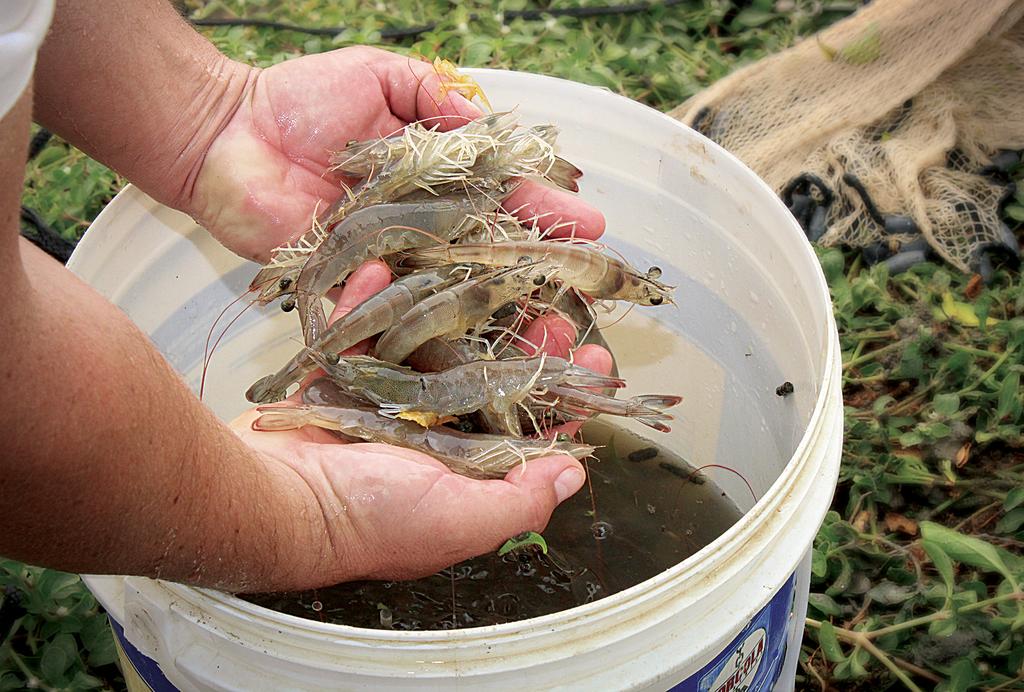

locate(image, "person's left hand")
(186, 46), (605, 262)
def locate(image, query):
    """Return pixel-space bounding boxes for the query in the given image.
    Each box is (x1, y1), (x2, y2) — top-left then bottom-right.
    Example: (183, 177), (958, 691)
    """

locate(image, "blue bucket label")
(109, 618), (177, 692)
(669, 572), (797, 692)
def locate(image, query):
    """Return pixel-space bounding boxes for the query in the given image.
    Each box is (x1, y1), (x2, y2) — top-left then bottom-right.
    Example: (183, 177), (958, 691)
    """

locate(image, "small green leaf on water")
(498, 531), (548, 556)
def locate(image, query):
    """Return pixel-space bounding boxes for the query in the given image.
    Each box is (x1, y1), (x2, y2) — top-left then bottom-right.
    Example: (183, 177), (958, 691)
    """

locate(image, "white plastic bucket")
(72, 69), (842, 691)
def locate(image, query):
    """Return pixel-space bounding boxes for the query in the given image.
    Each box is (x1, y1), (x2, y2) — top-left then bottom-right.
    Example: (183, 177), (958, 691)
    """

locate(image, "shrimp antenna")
(200, 271), (277, 396)
(597, 301), (635, 331)
(200, 296), (259, 401)
(690, 464), (758, 504)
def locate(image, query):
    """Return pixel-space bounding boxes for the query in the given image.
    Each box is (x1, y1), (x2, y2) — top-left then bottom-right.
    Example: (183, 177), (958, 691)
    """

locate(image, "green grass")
(6, 1), (1024, 690)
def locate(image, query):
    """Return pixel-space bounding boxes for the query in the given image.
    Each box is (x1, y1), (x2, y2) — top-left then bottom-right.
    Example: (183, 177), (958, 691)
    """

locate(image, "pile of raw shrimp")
(243, 110), (680, 479)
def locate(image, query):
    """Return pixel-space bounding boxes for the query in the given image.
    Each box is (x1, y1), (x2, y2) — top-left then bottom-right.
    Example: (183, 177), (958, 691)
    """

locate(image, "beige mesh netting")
(669, 0), (1024, 274)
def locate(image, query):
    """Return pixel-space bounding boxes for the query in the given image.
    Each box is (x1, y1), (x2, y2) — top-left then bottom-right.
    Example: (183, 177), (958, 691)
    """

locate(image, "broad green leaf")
(996, 508), (1024, 535)
(39, 634), (74, 683)
(938, 658), (979, 692)
(922, 539), (956, 602)
(1006, 203), (1024, 222)
(996, 371), (1021, 421)
(933, 393), (961, 417)
(817, 622), (846, 663)
(1005, 487), (1024, 512)
(920, 522), (1019, 590)
(808, 592), (842, 616)
(733, 9), (777, 27)
(811, 549), (828, 578)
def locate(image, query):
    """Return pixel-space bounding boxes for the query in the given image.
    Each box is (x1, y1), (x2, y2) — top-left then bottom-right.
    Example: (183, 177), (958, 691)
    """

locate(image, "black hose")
(190, 0), (688, 40)
(20, 206), (76, 264)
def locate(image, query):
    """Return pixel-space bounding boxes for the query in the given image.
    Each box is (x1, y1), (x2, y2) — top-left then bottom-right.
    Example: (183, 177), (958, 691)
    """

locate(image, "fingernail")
(554, 467), (586, 503)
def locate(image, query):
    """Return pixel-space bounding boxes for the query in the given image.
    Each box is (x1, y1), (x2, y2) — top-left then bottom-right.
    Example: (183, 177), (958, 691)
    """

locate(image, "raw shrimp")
(245, 265), (480, 404)
(332, 114), (581, 194)
(293, 186), (514, 344)
(307, 351), (623, 432)
(406, 338), (518, 435)
(250, 114), (518, 304)
(328, 112), (518, 179)
(401, 240), (675, 305)
(251, 380), (594, 480)
(373, 260), (554, 364)
(538, 385), (682, 433)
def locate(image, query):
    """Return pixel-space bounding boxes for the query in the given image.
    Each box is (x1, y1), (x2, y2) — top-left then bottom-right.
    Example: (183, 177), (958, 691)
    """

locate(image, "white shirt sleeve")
(0, 0), (55, 119)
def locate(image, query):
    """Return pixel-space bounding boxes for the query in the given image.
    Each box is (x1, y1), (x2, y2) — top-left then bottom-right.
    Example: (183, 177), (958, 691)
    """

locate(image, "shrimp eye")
(280, 298), (296, 312)
(518, 255), (534, 264)
(556, 432), (571, 442)
(324, 352), (341, 366)
(647, 266), (662, 280)
(649, 295), (664, 306)
(278, 277), (293, 290)
(533, 274), (547, 286)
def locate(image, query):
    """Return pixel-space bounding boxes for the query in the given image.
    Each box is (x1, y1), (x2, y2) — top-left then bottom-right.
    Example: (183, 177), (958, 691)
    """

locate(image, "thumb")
(463, 455), (585, 546)
(366, 455), (587, 580)
(503, 455), (587, 507)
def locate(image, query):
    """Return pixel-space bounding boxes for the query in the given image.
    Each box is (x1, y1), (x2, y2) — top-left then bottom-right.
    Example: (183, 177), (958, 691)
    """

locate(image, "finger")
(325, 260), (394, 357)
(327, 260), (394, 325)
(287, 261), (393, 402)
(371, 52), (483, 131)
(546, 343), (613, 439)
(569, 343), (614, 373)
(503, 181), (606, 240)
(516, 313), (577, 358)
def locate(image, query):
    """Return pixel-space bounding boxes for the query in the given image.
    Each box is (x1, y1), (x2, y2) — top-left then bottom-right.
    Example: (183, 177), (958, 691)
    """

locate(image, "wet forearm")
(33, 0), (254, 211)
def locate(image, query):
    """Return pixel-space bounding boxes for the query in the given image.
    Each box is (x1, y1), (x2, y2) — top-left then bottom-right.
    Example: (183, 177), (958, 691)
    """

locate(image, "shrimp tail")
(636, 416), (673, 433)
(545, 156), (583, 192)
(634, 394), (684, 410)
(246, 375), (287, 404)
(561, 366), (626, 389)
(252, 405), (317, 432)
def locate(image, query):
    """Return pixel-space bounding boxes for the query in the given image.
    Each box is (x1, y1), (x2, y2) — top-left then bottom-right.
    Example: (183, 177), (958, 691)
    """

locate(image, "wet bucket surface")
(71, 69), (842, 691)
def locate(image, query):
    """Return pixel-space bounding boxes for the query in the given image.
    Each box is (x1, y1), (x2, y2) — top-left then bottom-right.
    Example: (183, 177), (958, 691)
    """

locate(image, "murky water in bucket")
(243, 420), (743, 630)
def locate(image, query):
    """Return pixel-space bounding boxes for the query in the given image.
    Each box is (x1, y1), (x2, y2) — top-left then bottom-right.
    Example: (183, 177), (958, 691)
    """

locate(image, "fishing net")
(669, 0), (1024, 275)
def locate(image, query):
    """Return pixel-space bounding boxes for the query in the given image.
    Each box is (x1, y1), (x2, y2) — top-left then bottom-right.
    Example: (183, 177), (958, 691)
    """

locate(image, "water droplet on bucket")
(591, 521), (613, 540)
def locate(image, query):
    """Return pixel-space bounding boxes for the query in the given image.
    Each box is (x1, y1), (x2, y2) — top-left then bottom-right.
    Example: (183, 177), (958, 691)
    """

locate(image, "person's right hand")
(230, 261), (612, 591)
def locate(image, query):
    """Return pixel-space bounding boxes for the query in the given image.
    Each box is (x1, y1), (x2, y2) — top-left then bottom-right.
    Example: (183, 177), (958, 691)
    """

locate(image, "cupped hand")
(230, 260), (611, 590)
(189, 46), (605, 262)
